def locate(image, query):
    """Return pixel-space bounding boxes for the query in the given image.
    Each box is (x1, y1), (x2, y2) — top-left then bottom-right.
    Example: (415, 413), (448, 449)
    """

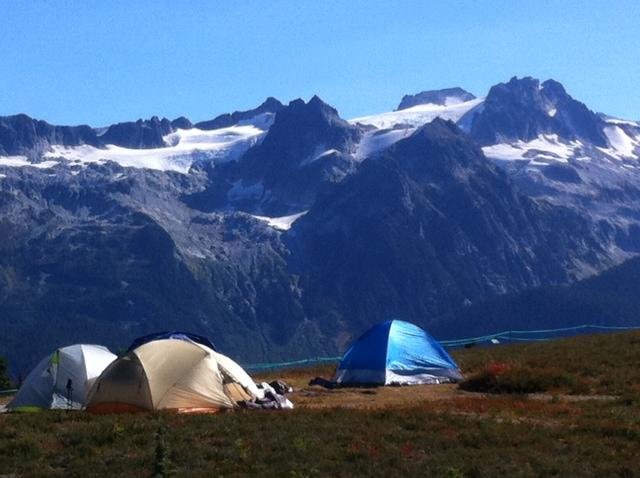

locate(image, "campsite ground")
(1, 331), (639, 477)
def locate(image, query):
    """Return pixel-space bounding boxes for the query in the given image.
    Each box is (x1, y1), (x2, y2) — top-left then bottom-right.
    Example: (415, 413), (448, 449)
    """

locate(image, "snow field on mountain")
(251, 211), (308, 230)
(37, 124), (267, 173)
(349, 97), (484, 130)
(482, 135), (581, 164)
(599, 126), (639, 159)
(0, 156), (59, 169)
(354, 128), (414, 160)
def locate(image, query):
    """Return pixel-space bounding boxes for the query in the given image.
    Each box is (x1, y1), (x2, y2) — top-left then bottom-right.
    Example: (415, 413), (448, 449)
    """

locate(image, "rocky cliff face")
(287, 120), (614, 342)
(0, 163), (330, 373)
(99, 116), (175, 149)
(470, 77), (608, 146)
(187, 96), (363, 216)
(0, 114), (100, 157)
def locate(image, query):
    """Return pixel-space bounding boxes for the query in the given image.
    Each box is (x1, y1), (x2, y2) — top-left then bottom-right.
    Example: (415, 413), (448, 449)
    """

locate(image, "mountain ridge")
(397, 87), (476, 110)
(1, 75), (640, 374)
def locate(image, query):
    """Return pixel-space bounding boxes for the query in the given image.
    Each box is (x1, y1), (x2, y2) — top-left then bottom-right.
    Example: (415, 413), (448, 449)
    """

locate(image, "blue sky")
(1, 0), (639, 125)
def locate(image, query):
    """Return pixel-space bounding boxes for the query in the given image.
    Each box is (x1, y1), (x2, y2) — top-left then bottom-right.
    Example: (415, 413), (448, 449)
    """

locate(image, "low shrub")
(459, 362), (580, 394)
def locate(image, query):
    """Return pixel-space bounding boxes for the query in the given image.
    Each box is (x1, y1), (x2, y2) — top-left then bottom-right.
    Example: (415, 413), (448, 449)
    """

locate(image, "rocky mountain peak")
(283, 95), (347, 128)
(261, 96), (284, 110)
(100, 116), (174, 149)
(222, 96), (362, 215)
(470, 76), (607, 147)
(0, 114), (100, 157)
(540, 79), (567, 100)
(397, 87), (476, 110)
(256, 96), (358, 153)
(194, 97), (284, 131)
(170, 116), (193, 130)
(384, 118), (486, 176)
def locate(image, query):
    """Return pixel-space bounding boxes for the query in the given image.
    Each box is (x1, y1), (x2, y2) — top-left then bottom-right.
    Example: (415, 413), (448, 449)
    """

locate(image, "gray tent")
(7, 344), (116, 412)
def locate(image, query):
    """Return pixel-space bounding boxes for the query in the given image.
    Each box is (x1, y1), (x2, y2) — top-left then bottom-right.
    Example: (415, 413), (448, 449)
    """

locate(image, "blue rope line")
(241, 323), (640, 370)
(439, 324), (640, 345)
(497, 336), (553, 342)
(243, 356), (341, 371)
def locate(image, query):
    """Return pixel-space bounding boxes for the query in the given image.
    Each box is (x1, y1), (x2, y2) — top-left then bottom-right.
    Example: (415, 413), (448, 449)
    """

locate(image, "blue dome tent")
(333, 320), (463, 386)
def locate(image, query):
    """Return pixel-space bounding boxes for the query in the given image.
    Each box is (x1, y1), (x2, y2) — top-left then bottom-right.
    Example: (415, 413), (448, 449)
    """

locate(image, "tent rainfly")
(86, 339), (260, 413)
(7, 344), (117, 412)
(127, 330), (216, 353)
(333, 320), (463, 386)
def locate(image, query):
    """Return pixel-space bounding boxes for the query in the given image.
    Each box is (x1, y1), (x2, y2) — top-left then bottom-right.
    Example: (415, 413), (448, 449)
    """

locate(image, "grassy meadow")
(1, 331), (639, 477)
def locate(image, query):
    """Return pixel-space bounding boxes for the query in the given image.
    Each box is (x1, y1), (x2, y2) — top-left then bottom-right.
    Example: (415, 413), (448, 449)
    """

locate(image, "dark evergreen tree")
(0, 357), (12, 389)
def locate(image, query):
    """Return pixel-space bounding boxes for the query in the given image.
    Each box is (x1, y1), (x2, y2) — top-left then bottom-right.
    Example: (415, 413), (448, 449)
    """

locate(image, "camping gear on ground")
(7, 344), (116, 412)
(308, 376), (337, 389)
(240, 381), (294, 410)
(127, 330), (216, 352)
(332, 320), (463, 386)
(268, 380), (293, 395)
(86, 339), (261, 413)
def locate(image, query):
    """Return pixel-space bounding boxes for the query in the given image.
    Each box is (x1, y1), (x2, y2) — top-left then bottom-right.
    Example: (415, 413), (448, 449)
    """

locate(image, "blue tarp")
(334, 320), (462, 385)
(127, 331), (216, 352)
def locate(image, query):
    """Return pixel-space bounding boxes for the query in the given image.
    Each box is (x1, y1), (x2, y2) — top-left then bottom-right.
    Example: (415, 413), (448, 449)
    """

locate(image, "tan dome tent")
(86, 339), (259, 413)
(8, 344), (116, 412)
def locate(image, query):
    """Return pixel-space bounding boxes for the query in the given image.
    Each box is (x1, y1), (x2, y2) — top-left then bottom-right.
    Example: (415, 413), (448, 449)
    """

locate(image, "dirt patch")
(291, 383), (460, 409)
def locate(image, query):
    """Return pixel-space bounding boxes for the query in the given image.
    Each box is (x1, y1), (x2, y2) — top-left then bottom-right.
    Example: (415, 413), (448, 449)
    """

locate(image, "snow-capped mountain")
(351, 77), (640, 250)
(396, 87), (477, 111)
(1, 76), (639, 373)
(349, 95), (483, 160)
(0, 98), (283, 173)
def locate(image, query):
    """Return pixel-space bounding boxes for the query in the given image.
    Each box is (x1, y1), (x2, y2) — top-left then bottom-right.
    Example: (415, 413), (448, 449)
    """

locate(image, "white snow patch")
(251, 211), (308, 231)
(44, 144), (193, 173)
(0, 155), (59, 169)
(482, 134), (578, 163)
(314, 149), (339, 160)
(548, 108), (557, 117)
(236, 112), (276, 129)
(349, 97), (484, 130)
(442, 96), (465, 106)
(348, 97), (484, 160)
(40, 124), (267, 174)
(0, 174), (6, 179)
(354, 127), (414, 160)
(300, 148), (340, 166)
(598, 126), (638, 159)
